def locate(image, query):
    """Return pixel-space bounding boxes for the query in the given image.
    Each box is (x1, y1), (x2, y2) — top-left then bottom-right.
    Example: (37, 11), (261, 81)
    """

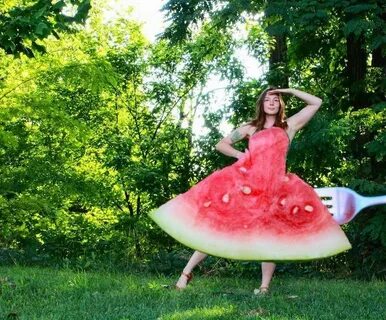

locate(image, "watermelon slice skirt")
(150, 127), (351, 261)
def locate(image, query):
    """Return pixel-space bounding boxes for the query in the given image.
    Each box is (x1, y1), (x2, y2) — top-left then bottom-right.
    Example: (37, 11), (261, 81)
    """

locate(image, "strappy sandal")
(175, 272), (193, 290)
(253, 286), (269, 295)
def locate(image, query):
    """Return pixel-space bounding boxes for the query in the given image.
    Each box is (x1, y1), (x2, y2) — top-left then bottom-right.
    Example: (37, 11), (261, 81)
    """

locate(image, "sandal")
(253, 286), (269, 295)
(175, 272), (193, 290)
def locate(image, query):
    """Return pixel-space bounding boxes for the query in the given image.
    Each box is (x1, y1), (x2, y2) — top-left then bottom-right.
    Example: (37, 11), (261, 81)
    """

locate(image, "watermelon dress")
(150, 127), (351, 261)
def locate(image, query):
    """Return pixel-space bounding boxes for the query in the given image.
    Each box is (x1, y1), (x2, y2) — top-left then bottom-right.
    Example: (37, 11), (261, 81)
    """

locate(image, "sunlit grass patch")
(159, 305), (236, 320)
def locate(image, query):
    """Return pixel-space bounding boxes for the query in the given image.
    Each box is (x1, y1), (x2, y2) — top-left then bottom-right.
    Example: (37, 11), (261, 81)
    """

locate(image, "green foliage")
(0, 3), (240, 266)
(0, 0), (91, 57)
(362, 214), (386, 247)
(162, 0), (216, 41)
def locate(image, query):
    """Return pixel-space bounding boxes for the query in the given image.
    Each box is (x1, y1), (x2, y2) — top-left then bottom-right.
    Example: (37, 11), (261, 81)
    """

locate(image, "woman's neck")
(263, 117), (276, 128)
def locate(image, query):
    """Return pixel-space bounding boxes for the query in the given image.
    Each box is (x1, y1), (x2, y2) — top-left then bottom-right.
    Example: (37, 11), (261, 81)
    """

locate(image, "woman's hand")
(236, 152), (245, 160)
(270, 88), (322, 107)
(237, 149), (251, 164)
(283, 88), (323, 133)
(268, 88), (293, 95)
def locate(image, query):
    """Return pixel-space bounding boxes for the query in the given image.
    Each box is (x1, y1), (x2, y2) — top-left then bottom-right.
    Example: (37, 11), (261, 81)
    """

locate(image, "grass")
(0, 266), (385, 319)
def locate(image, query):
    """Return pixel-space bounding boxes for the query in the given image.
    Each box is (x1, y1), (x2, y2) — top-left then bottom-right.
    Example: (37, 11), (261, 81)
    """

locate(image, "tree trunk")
(371, 6), (386, 102)
(346, 33), (367, 109)
(264, 1), (289, 88)
(268, 34), (289, 88)
(134, 195), (142, 258)
(372, 46), (385, 71)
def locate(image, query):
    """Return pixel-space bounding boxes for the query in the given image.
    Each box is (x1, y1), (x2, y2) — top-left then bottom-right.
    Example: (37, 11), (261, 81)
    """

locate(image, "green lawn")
(0, 266), (385, 319)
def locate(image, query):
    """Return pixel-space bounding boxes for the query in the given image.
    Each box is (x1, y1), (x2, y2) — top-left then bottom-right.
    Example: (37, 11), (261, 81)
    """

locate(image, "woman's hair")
(248, 86), (288, 131)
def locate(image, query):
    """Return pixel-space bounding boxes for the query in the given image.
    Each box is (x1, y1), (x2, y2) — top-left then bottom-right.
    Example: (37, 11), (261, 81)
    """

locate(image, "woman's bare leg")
(175, 251), (207, 289)
(257, 262), (276, 293)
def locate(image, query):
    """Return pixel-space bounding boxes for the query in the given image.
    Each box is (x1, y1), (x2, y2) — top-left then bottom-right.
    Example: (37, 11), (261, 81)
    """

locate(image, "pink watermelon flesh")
(150, 127), (351, 261)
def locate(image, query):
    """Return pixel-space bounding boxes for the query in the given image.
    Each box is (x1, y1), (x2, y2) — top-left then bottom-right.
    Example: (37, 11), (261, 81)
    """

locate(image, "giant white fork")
(314, 187), (386, 225)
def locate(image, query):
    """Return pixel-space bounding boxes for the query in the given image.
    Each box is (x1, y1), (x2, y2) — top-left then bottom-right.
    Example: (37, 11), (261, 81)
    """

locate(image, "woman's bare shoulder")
(237, 123), (256, 135)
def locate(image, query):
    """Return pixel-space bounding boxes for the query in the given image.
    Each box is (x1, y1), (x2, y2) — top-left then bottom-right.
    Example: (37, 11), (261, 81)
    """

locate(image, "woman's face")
(263, 92), (281, 115)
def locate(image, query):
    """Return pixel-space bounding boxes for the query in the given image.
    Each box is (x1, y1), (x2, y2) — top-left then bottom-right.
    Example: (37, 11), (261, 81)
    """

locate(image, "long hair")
(249, 86), (288, 131)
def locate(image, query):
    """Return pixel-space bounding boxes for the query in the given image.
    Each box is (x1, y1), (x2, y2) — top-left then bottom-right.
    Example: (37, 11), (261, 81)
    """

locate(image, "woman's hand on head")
(268, 88), (292, 95)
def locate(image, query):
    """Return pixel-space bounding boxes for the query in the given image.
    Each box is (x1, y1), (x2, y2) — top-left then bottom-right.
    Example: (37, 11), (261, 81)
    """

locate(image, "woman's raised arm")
(270, 88), (322, 132)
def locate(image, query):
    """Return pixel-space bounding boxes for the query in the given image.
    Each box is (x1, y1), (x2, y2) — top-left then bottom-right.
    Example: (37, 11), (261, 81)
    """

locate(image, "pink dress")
(150, 127), (351, 260)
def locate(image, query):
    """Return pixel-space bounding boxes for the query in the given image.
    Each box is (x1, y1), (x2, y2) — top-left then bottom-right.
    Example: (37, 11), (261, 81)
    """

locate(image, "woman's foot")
(253, 286), (269, 295)
(175, 272), (193, 290)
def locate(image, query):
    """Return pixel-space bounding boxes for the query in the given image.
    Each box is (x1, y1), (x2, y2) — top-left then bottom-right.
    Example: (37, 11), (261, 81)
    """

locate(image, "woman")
(174, 87), (323, 292)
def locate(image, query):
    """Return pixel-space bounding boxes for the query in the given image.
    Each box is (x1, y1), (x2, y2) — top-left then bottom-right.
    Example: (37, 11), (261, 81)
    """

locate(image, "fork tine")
(314, 188), (339, 217)
(319, 198), (333, 204)
(314, 187), (337, 198)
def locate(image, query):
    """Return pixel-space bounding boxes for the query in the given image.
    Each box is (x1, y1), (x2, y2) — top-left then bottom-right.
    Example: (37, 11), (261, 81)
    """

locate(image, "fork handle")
(362, 195), (386, 209)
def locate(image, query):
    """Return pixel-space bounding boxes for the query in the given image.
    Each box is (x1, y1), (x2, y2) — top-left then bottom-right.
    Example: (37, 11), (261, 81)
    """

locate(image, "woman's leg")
(261, 262), (276, 287)
(255, 262), (276, 293)
(175, 251), (208, 289)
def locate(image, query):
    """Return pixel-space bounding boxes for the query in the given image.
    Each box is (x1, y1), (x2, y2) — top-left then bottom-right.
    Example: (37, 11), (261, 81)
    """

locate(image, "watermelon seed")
(304, 205), (314, 213)
(203, 201), (211, 208)
(222, 193), (230, 203)
(239, 167), (247, 173)
(292, 206), (300, 215)
(242, 186), (252, 194)
(279, 197), (287, 206)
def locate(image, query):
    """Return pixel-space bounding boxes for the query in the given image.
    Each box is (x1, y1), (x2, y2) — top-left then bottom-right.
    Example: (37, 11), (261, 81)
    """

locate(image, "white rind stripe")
(150, 198), (352, 261)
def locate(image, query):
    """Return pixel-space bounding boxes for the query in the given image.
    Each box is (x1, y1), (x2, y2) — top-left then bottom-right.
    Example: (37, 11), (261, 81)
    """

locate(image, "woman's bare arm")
(215, 125), (252, 159)
(270, 88), (322, 132)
